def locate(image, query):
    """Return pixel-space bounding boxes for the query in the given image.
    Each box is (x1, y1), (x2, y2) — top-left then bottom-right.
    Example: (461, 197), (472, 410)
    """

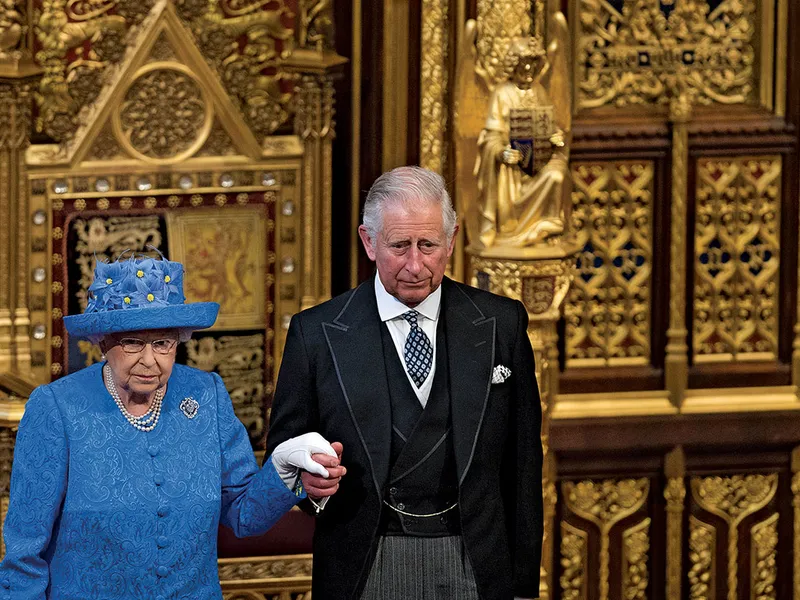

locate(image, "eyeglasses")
(115, 338), (178, 355)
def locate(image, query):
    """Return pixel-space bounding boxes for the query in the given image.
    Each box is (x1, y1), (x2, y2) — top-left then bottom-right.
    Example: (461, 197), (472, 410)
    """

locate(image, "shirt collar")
(374, 274), (441, 323)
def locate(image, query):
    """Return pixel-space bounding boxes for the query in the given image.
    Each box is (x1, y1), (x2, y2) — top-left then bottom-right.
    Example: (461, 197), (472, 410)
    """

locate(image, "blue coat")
(0, 362), (303, 600)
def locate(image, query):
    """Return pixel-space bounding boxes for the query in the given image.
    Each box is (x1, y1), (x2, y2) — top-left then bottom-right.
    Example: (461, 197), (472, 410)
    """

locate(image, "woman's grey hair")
(362, 166), (457, 240)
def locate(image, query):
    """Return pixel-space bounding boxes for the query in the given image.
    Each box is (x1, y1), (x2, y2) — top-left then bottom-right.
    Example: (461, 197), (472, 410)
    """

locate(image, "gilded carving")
(115, 65), (211, 161)
(33, 0), (141, 141)
(692, 474), (778, 600)
(664, 477), (685, 599)
(563, 478), (649, 600)
(468, 11), (572, 250)
(622, 518), (650, 600)
(559, 521), (587, 600)
(298, 0), (333, 50)
(475, 0), (531, 86)
(577, 0), (758, 110)
(471, 258), (571, 314)
(694, 156), (781, 362)
(688, 515), (716, 600)
(419, 0), (448, 175)
(0, 0), (23, 57)
(751, 513), (778, 600)
(565, 161), (653, 367)
(218, 556), (312, 580)
(179, 0), (295, 138)
(186, 334), (267, 444)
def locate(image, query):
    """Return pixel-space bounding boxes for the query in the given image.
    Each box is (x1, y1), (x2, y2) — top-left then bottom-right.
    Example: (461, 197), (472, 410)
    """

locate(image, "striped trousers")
(360, 535), (481, 600)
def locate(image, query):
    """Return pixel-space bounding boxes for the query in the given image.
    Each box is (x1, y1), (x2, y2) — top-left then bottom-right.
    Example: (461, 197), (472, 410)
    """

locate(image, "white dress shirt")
(374, 274), (441, 408)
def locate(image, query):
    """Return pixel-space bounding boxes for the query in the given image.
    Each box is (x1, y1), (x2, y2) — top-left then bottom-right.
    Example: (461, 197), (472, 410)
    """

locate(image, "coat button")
(158, 506), (169, 517)
(157, 536), (169, 548)
(1, 577), (9, 588)
(153, 474), (164, 486)
(148, 445), (159, 457)
(156, 566), (169, 578)
(389, 487), (398, 495)
(396, 503), (405, 511)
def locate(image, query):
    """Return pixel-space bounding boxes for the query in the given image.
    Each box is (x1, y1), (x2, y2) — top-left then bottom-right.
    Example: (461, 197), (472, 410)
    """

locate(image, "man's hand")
(302, 441), (345, 499)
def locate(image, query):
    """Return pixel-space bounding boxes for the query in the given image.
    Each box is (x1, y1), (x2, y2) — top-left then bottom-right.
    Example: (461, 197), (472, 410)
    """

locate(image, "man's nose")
(404, 248), (423, 275)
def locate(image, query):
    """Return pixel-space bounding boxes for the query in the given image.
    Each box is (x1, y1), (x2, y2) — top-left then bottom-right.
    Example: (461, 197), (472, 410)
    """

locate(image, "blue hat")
(63, 251), (219, 339)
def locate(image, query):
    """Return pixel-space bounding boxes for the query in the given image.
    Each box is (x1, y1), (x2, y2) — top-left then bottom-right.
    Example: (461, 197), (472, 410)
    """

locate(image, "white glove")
(271, 432), (338, 489)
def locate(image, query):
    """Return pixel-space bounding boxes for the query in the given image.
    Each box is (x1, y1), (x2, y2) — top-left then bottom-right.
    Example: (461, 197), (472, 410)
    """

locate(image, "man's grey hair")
(362, 166), (457, 241)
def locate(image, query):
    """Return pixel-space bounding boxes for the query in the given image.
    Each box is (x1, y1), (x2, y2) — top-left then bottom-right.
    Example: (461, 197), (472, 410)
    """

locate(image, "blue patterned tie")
(402, 310), (433, 387)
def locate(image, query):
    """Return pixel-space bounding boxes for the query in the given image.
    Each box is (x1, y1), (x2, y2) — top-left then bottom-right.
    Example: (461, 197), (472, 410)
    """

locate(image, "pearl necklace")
(103, 364), (164, 432)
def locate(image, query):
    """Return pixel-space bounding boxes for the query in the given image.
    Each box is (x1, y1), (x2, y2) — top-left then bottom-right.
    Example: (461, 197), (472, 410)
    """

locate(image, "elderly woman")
(0, 253), (343, 599)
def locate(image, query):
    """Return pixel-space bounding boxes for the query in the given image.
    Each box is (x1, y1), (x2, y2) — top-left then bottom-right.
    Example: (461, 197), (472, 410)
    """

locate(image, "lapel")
(322, 276), (392, 496)
(441, 278), (496, 486)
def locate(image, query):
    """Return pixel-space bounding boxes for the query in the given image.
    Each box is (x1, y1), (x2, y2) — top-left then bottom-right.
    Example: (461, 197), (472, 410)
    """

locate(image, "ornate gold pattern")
(694, 156), (781, 362)
(218, 554), (312, 600)
(622, 518), (650, 600)
(178, 0), (294, 138)
(689, 515), (716, 600)
(298, 0), (334, 50)
(33, 0), (149, 141)
(691, 474), (778, 600)
(559, 521), (588, 600)
(564, 478), (649, 600)
(475, 0), (530, 85)
(751, 513), (778, 600)
(419, 0), (448, 175)
(576, 0), (759, 110)
(186, 334), (267, 444)
(470, 257), (572, 320)
(115, 64), (211, 161)
(566, 161), (653, 367)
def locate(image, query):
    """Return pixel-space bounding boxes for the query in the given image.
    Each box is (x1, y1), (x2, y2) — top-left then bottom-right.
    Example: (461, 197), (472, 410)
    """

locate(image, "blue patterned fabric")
(0, 363), (303, 600)
(63, 254), (219, 338)
(401, 310), (433, 387)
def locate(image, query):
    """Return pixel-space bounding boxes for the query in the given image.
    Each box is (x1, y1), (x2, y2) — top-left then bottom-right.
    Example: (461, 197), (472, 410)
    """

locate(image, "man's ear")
(358, 225), (378, 261)
(446, 223), (460, 257)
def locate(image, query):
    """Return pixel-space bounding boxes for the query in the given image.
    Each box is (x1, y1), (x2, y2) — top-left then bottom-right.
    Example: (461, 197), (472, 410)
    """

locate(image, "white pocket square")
(491, 365), (512, 384)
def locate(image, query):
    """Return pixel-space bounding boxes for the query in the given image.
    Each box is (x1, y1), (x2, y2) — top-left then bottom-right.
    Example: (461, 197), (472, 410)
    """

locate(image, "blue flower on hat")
(64, 250), (219, 339)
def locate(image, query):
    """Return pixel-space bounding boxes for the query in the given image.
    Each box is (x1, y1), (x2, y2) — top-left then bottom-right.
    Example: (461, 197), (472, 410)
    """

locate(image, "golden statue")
(456, 11), (572, 250)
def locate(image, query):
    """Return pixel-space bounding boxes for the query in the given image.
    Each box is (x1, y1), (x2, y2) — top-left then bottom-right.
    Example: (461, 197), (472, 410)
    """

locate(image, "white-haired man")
(266, 166), (543, 600)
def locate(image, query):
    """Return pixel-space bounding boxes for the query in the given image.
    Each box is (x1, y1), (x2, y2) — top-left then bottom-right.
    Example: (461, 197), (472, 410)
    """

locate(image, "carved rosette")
(113, 63), (213, 163)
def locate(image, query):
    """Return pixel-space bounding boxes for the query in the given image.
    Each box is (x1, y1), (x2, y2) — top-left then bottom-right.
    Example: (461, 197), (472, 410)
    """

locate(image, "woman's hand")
(271, 432), (339, 488)
(302, 441), (345, 499)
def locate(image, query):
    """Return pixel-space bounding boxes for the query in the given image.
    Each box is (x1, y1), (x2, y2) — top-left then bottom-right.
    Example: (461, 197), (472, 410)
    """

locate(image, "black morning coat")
(265, 276), (543, 600)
